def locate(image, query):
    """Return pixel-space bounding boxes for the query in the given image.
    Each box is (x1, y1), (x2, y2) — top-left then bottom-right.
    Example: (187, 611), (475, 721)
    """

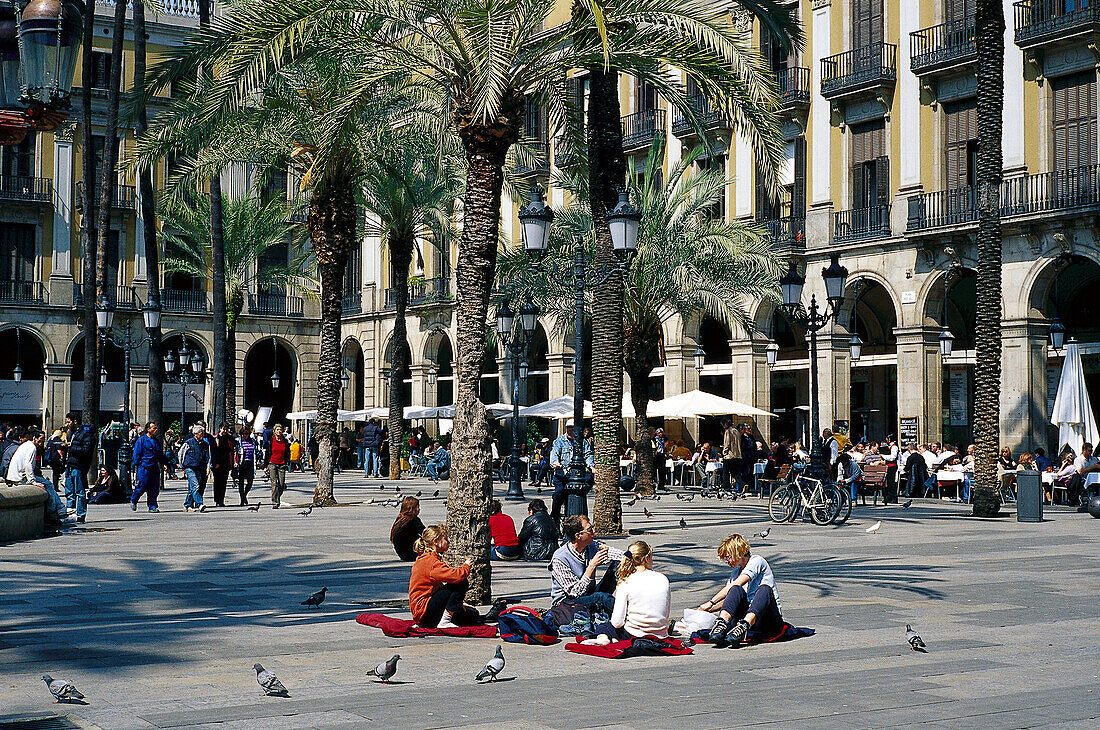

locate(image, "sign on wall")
(1047, 363), (1061, 418)
(899, 416), (919, 445)
(0, 381), (44, 415)
(949, 368), (969, 426)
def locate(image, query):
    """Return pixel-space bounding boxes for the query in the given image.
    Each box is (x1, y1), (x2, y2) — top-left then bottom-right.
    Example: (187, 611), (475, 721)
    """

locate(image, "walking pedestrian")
(268, 423), (290, 508)
(44, 429), (66, 491)
(179, 424), (210, 513)
(131, 422), (169, 512)
(721, 417), (742, 494)
(64, 412), (95, 524)
(362, 418), (383, 478)
(235, 424), (258, 505)
(211, 423), (235, 507)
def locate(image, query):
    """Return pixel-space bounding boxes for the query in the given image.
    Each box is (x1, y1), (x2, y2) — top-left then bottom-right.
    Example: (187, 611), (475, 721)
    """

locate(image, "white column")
(1003, 0), (1026, 172)
(898, 0), (921, 190)
(735, 131), (752, 218)
(811, 4), (832, 205)
(51, 123), (76, 277)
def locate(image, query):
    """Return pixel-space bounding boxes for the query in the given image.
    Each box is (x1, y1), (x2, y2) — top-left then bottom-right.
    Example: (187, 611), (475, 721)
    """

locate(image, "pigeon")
(676, 493), (686, 501)
(253, 663), (289, 696)
(379, 485), (385, 491)
(367, 654), (401, 683)
(679, 517), (687, 529)
(301, 586), (327, 609)
(433, 490), (440, 497)
(536, 487), (542, 494)
(298, 505), (313, 516)
(752, 527), (771, 540)
(906, 624), (927, 652)
(866, 520), (882, 534)
(247, 503), (261, 512)
(902, 499), (913, 510)
(475, 645), (506, 683)
(683, 494), (695, 502)
(626, 497), (638, 507)
(42, 674), (84, 703)
(416, 490), (423, 497)
(643, 507), (653, 518)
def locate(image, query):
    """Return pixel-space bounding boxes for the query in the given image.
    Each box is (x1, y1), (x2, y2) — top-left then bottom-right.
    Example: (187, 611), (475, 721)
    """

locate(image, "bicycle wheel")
(832, 485), (852, 525)
(769, 487), (797, 523)
(810, 486), (841, 525)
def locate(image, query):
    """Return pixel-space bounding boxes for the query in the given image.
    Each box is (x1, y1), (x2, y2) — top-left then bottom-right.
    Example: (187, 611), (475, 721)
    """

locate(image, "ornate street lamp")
(693, 347), (705, 371)
(99, 366), (106, 385)
(497, 295), (540, 501)
(517, 185), (554, 257)
(95, 298), (115, 330)
(12, 363), (22, 382)
(12, 326), (22, 382)
(15, 0), (84, 107)
(848, 333), (863, 363)
(496, 300), (515, 338)
(427, 366), (438, 386)
(142, 300), (161, 330)
(765, 341), (779, 368)
(607, 189), (641, 255)
(269, 337), (279, 389)
(939, 327), (954, 358)
(1048, 318), (1065, 352)
(341, 369), (350, 390)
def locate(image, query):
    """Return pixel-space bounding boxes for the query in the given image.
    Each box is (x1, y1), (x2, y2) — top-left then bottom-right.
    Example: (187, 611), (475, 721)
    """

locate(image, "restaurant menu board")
(899, 416), (919, 445)
(1047, 363), (1061, 417)
(949, 368), (968, 426)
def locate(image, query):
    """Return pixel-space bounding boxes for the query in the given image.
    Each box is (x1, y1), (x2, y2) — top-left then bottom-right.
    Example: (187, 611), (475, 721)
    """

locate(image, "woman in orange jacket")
(409, 524), (481, 628)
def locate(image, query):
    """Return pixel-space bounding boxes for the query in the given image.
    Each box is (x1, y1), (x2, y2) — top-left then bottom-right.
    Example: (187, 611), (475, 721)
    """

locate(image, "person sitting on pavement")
(549, 515), (623, 613)
(488, 499), (521, 560)
(6, 428), (74, 525)
(517, 498), (558, 561)
(698, 533), (784, 648)
(595, 540), (670, 642)
(408, 524), (484, 628)
(425, 441), (450, 481)
(390, 496), (425, 562)
(89, 466), (122, 504)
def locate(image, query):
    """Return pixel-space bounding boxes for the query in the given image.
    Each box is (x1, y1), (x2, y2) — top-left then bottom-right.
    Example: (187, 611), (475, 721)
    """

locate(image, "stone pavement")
(0, 471), (1097, 729)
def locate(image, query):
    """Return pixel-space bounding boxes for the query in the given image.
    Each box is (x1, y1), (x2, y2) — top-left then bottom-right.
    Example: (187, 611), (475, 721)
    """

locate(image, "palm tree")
(77, 0), (96, 428)
(134, 0), (800, 602)
(499, 137), (782, 494)
(971, 0), (1003, 517)
(159, 193), (312, 419)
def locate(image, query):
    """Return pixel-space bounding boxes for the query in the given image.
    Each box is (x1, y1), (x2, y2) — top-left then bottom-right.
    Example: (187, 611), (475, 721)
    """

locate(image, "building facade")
(3, 1), (1097, 455)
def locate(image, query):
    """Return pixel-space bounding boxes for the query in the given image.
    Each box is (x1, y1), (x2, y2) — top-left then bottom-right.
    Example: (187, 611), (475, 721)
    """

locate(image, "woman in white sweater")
(607, 541), (671, 640)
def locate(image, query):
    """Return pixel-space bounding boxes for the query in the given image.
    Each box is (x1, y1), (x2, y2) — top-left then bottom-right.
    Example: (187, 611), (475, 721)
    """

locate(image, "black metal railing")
(287, 208), (308, 224)
(1014, 0), (1100, 45)
(833, 205), (891, 243)
(671, 95), (725, 136)
(762, 216), (807, 252)
(0, 175), (52, 203)
(162, 288), (208, 312)
(342, 290), (362, 314)
(73, 284), (137, 308)
(75, 181), (137, 211)
(820, 42), (898, 96)
(621, 109), (666, 149)
(516, 141), (551, 176)
(384, 276), (452, 310)
(907, 186), (978, 230)
(778, 67), (812, 107)
(0, 279), (48, 304)
(248, 292), (304, 317)
(910, 18), (977, 73)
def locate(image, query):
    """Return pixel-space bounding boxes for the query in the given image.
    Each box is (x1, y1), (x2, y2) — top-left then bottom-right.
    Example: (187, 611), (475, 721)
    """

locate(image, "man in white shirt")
(1069, 442), (1100, 510)
(6, 429), (73, 524)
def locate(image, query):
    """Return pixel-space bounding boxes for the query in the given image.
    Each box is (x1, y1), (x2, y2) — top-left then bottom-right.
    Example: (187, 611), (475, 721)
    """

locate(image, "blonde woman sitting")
(698, 533), (784, 648)
(593, 541), (671, 642)
(408, 524), (480, 628)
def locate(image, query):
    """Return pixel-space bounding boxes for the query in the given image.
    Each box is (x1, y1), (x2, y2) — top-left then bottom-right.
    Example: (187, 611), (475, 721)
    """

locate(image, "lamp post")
(497, 297), (539, 500)
(518, 186), (640, 517)
(164, 341), (205, 430)
(778, 254), (848, 480)
(97, 298), (161, 423)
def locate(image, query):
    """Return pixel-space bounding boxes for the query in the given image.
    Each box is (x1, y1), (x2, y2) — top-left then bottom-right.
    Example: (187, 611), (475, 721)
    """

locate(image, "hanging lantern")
(16, 0), (85, 107)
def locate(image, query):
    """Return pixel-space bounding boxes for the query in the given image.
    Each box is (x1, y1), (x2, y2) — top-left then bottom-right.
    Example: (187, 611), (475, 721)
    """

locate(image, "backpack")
(497, 606), (559, 645)
(177, 441), (190, 467)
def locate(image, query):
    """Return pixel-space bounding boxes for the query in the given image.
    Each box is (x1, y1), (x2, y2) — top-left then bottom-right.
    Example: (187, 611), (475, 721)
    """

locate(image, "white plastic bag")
(680, 608), (717, 633)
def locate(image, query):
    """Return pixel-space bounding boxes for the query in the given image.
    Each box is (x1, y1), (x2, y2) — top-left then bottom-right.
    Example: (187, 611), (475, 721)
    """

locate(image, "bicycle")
(769, 475), (842, 525)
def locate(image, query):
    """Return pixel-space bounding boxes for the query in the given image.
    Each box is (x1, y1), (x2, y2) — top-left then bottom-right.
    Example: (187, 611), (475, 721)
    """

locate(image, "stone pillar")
(50, 123), (76, 304)
(664, 344), (697, 398)
(546, 354), (569, 400)
(133, 183), (148, 288)
(813, 331), (851, 436)
(895, 326), (942, 444)
(43, 363), (73, 430)
(1000, 319), (1049, 453)
(130, 364), (150, 424)
(730, 339), (773, 442)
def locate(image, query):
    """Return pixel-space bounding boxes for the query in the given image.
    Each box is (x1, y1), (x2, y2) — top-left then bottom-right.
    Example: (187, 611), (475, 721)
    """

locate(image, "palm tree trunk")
(94, 0), (127, 310)
(79, 3), (97, 430)
(587, 67), (627, 535)
(972, 0), (1004, 518)
(388, 231), (414, 479)
(226, 295), (243, 420)
(309, 170), (357, 505)
(134, 1), (163, 432)
(200, 0), (228, 428)
(449, 134), (512, 604)
(628, 366), (655, 495)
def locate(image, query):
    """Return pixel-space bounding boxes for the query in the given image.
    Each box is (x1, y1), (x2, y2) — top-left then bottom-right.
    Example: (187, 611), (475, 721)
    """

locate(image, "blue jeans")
(29, 476), (67, 520)
(721, 583), (783, 640)
(571, 591), (615, 615)
(65, 467), (87, 519)
(365, 446), (381, 477)
(491, 544), (521, 560)
(184, 468), (204, 508)
(426, 461), (448, 479)
(962, 474), (972, 503)
(357, 445), (366, 470)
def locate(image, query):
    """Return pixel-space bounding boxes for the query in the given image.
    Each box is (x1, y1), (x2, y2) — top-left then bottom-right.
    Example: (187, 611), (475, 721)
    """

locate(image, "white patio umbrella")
(519, 394), (636, 419)
(284, 409), (362, 422)
(648, 389), (776, 419)
(1050, 339), (1100, 455)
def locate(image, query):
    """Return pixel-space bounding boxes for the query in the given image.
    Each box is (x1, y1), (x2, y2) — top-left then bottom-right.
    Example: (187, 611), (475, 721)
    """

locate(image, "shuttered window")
(944, 98), (977, 190)
(0, 224), (35, 282)
(0, 133), (35, 178)
(792, 136), (807, 219)
(852, 0), (884, 48)
(636, 77), (657, 111)
(850, 119), (887, 209)
(523, 97), (547, 142)
(1052, 71), (1097, 171)
(945, 0), (975, 22)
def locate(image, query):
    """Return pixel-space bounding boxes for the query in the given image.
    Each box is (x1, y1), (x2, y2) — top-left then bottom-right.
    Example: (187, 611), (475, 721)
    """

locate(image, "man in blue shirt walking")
(131, 422), (169, 513)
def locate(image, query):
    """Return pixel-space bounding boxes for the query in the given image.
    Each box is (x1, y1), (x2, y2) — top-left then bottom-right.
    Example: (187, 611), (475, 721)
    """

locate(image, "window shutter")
(851, 164), (865, 210)
(876, 157), (891, 206)
(793, 136), (807, 218)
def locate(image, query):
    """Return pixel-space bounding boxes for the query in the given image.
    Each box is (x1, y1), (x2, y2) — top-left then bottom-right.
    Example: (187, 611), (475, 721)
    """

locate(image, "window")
(344, 244), (361, 296)
(258, 241), (289, 297)
(756, 141), (804, 222)
(850, 119), (888, 209)
(0, 224), (35, 282)
(523, 97), (547, 143)
(852, 0), (884, 48)
(90, 51), (112, 90)
(698, 154), (726, 221)
(943, 98), (977, 190)
(636, 77), (657, 111)
(760, 28), (787, 75)
(1051, 71), (1097, 171)
(1, 133), (35, 178)
(261, 166), (288, 205)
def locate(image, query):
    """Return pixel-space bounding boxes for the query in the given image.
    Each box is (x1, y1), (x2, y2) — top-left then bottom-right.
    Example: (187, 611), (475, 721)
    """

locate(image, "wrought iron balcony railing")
(248, 292), (304, 318)
(671, 95), (726, 136)
(762, 216), (807, 253)
(910, 18), (977, 74)
(0, 279), (48, 304)
(162, 288), (209, 312)
(515, 141), (551, 176)
(384, 276), (452, 310)
(1014, 0), (1100, 47)
(342, 290), (362, 315)
(833, 205), (892, 244)
(75, 181), (136, 212)
(621, 109), (666, 150)
(73, 284), (138, 309)
(820, 43), (898, 98)
(907, 186), (978, 230)
(0, 175), (52, 203)
(778, 67), (812, 108)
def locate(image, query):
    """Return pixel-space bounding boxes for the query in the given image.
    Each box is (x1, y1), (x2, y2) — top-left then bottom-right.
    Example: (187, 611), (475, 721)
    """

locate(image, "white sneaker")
(198, 504), (207, 513)
(437, 612), (459, 629)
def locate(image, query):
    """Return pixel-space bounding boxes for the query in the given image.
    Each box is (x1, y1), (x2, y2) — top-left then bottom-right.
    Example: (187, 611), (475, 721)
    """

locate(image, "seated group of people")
(404, 511), (784, 648)
(391, 497), (558, 563)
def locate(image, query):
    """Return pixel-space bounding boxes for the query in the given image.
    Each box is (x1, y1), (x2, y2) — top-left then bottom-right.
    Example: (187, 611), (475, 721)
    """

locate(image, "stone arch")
(1025, 254), (1100, 344)
(840, 276), (900, 355)
(834, 270), (902, 330)
(0, 323), (54, 365)
(1024, 251), (1100, 319)
(341, 336), (366, 410)
(243, 336), (299, 424)
(0, 326), (48, 382)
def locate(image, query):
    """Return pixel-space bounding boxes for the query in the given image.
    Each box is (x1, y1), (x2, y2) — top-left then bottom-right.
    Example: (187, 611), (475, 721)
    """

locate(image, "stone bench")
(0, 483), (48, 542)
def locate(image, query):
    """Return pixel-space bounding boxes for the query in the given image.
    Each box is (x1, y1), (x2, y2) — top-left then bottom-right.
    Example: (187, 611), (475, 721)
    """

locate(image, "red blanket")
(565, 636), (694, 658)
(355, 612), (498, 638)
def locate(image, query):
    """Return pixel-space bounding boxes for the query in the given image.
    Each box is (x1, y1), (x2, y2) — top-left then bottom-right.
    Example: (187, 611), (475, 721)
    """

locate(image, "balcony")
(910, 19), (977, 76)
(778, 67), (812, 110)
(833, 205), (892, 244)
(621, 109), (666, 152)
(288, 208), (308, 224)
(0, 175), (52, 204)
(515, 141), (551, 177)
(671, 95), (727, 137)
(73, 284), (139, 309)
(907, 186), (978, 231)
(1014, 0), (1100, 50)
(248, 292), (304, 318)
(0, 280), (48, 305)
(384, 276), (452, 310)
(762, 216), (806, 253)
(342, 290), (362, 315)
(820, 43), (897, 102)
(162, 288), (208, 312)
(75, 181), (137, 212)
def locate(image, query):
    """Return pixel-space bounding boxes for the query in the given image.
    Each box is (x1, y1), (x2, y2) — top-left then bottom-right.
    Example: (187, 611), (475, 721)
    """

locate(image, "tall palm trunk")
(449, 119), (516, 604)
(972, 0), (1003, 517)
(226, 294), (244, 418)
(200, 0), (228, 428)
(309, 169), (357, 506)
(587, 67), (626, 534)
(79, 4), (97, 429)
(387, 231), (414, 479)
(624, 322), (661, 494)
(134, 1), (163, 431)
(94, 0), (126, 308)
